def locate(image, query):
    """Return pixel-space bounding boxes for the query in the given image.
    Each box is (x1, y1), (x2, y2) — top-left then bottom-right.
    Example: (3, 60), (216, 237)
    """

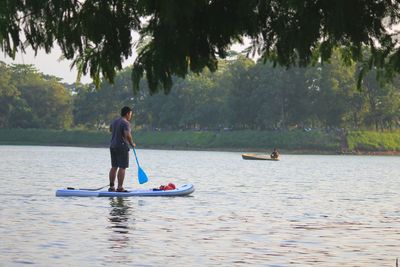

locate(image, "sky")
(0, 31), (141, 84)
(0, 45), (137, 84)
(0, 40), (246, 85)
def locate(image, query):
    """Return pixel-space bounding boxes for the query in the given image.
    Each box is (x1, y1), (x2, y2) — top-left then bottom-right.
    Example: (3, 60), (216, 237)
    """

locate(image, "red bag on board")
(159, 183), (176, 190)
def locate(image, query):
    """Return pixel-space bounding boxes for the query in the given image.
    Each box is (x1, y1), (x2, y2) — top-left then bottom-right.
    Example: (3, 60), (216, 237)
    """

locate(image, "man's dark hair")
(121, 106), (132, 117)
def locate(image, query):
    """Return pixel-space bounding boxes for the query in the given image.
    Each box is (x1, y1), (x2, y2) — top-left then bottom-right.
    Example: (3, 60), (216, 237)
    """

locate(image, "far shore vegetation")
(1, 3), (400, 155)
(0, 55), (399, 155)
(1, 128), (399, 155)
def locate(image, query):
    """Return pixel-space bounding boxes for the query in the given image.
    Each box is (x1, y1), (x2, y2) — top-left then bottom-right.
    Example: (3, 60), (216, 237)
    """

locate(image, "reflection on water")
(106, 198), (134, 265)
(0, 146), (399, 267)
(108, 198), (133, 243)
(109, 198), (132, 232)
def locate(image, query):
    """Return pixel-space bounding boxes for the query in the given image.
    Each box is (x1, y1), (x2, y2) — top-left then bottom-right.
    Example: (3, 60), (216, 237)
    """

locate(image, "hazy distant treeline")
(1, 51), (399, 131)
(0, 63), (72, 129)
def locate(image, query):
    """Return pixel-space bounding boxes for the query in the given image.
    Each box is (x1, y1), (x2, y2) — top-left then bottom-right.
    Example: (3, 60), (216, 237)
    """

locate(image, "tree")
(225, 56), (257, 129)
(1, 1), (399, 93)
(73, 68), (133, 128)
(0, 62), (19, 127)
(0, 63), (73, 129)
(362, 70), (400, 130)
(14, 66), (73, 129)
(306, 52), (360, 128)
(70, 56), (398, 131)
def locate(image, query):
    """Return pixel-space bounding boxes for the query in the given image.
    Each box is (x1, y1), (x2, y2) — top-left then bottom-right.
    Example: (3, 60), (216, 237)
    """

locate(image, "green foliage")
(71, 51), (399, 132)
(0, 62), (19, 127)
(0, 128), (109, 146)
(208, 130), (339, 151)
(347, 130), (400, 151)
(135, 131), (216, 148)
(2, 128), (399, 153)
(0, 62), (73, 129)
(0, 56), (398, 154)
(0, 128), (339, 151)
(2, 53), (398, 135)
(1, 1), (400, 93)
(72, 68), (133, 127)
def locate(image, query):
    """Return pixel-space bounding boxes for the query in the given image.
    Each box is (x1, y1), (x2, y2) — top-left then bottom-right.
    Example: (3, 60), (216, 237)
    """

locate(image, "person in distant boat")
(270, 148), (279, 159)
(109, 106), (136, 192)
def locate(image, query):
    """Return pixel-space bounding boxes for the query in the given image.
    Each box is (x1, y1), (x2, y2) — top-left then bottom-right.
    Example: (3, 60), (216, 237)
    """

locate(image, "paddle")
(132, 147), (149, 184)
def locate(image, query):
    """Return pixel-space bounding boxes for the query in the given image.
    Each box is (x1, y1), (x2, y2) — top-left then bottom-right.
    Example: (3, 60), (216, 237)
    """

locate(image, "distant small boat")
(242, 154), (280, 161)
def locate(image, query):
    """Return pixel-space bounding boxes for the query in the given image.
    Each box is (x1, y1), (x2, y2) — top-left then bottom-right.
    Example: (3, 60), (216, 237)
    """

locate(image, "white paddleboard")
(56, 184), (194, 197)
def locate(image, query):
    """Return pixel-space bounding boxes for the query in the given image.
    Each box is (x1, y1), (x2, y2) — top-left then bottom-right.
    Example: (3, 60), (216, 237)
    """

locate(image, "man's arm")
(124, 129), (136, 148)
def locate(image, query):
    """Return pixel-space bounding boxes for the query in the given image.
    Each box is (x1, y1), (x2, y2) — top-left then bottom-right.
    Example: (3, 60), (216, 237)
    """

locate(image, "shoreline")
(1, 142), (399, 156)
(0, 128), (399, 156)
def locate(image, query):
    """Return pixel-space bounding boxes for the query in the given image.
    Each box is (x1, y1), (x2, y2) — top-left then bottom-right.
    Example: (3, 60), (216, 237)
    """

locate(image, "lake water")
(0, 145), (399, 267)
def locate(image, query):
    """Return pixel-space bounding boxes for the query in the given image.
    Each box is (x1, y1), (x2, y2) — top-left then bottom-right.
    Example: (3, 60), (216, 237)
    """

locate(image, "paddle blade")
(138, 167), (148, 184)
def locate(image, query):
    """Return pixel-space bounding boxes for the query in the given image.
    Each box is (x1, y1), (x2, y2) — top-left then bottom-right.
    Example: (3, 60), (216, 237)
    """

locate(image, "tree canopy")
(72, 54), (400, 131)
(0, 62), (73, 128)
(1, 0), (400, 93)
(1, 56), (399, 130)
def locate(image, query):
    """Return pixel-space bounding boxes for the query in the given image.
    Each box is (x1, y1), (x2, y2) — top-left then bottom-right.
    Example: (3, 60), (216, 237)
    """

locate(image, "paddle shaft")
(132, 147), (140, 167)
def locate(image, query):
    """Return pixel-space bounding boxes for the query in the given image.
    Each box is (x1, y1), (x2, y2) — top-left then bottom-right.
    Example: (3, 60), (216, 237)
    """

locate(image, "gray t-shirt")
(110, 117), (131, 149)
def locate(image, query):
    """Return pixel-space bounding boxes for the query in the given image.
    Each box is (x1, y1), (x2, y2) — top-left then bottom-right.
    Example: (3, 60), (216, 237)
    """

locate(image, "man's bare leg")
(117, 168), (126, 190)
(109, 167), (118, 189)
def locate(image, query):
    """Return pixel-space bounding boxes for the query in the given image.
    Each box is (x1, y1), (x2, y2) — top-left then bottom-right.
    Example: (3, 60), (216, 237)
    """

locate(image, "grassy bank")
(135, 130), (340, 152)
(0, 128), (399, 154)
(0, 128), (339, 152)
(347, 130), (400, 152)
(0, 128), (110, 147)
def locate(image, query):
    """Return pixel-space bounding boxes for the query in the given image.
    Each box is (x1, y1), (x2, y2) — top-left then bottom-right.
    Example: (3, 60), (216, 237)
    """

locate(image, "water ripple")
(0, 146), (399, 266)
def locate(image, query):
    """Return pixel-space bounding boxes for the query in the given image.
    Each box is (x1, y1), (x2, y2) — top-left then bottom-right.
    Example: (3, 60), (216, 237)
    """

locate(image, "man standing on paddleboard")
(109, 106), (135, 192)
